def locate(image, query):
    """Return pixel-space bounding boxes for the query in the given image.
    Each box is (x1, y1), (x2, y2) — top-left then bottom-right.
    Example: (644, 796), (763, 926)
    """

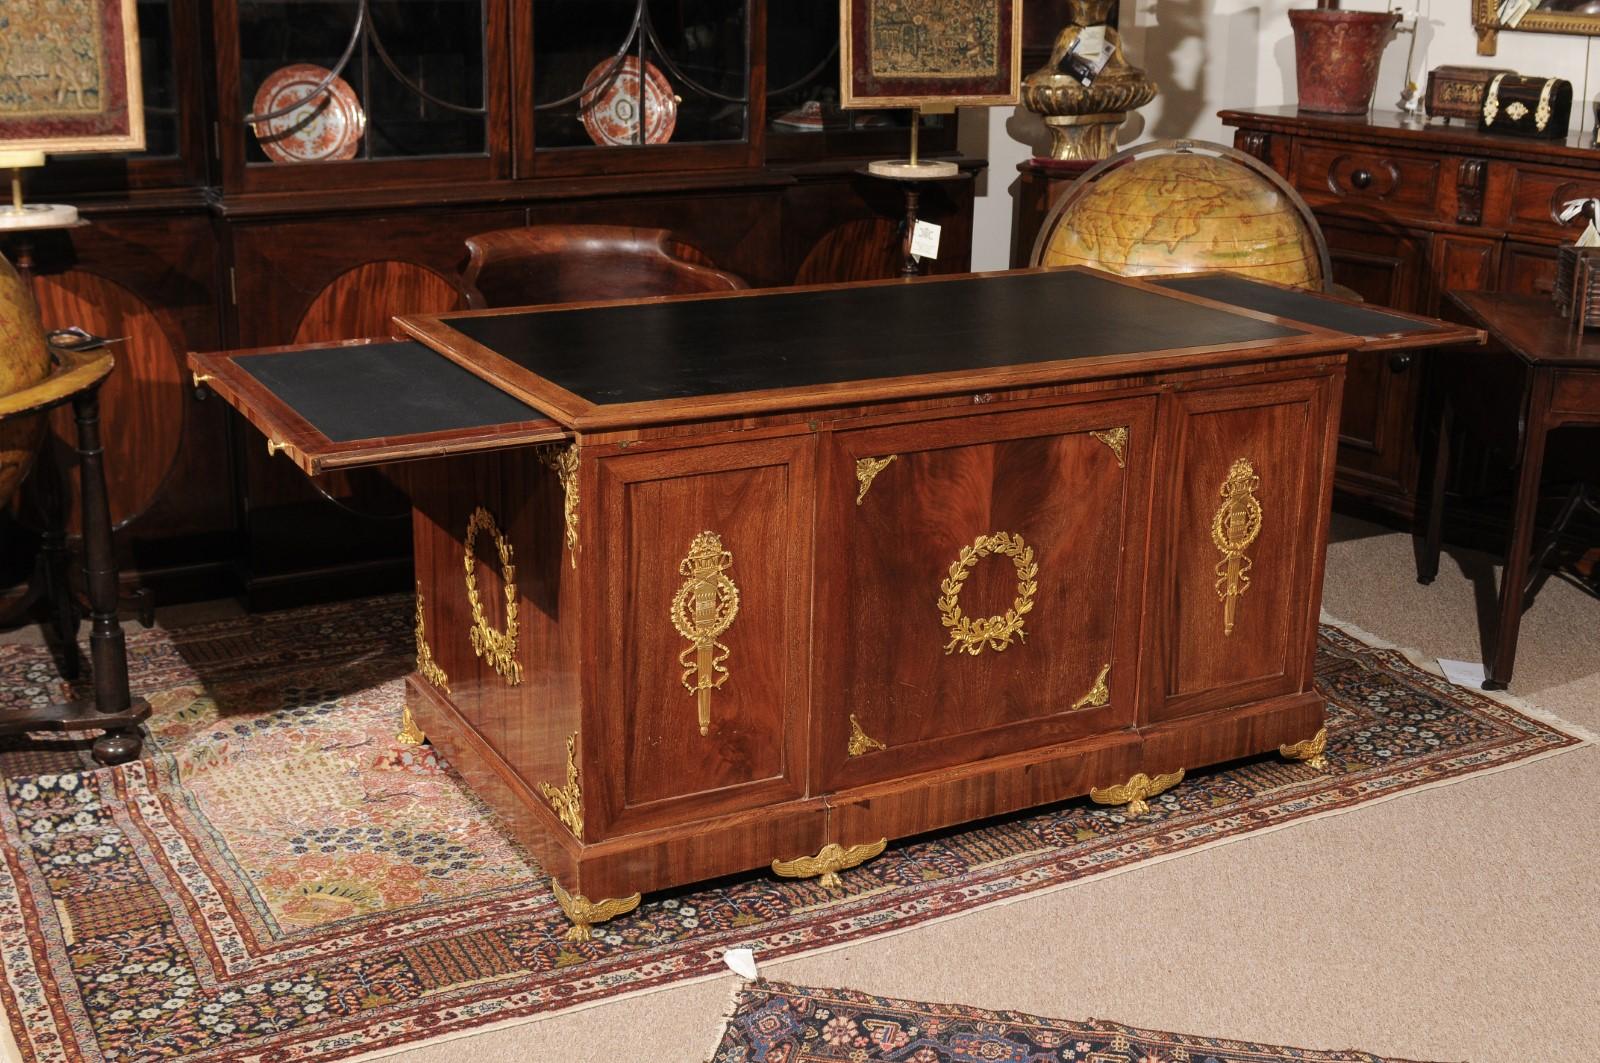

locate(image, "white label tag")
(1437, 659), (1487, 689)
(1075, 25), (1107, 60)
(723, 948), (759, 980)
(910, 220), (941, 261)
(1579, 221), (1600, 247)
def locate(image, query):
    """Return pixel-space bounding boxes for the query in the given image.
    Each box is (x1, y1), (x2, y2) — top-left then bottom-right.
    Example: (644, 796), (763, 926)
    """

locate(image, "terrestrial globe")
(1031, 139), (1331, 291)
(0, 253), (51, 508)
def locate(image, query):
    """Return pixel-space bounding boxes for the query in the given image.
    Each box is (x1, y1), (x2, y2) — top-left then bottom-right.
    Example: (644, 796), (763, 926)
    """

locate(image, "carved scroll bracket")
(855, 455), (897, 504)
(671, 531), (740, 737)
(1069, 663), (1111, 711)
(1090, 427), (1128, 468)
(847, 714), (887, 757)
(1211, 459), (1263, 636)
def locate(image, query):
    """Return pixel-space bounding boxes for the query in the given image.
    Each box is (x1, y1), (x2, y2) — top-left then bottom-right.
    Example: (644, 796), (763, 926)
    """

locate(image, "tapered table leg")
(1484, 373), (1554, 691)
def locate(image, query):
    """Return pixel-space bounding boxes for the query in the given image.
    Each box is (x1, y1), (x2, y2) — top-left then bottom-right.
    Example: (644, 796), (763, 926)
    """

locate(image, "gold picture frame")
(840, 0), (1024, 109)
(0, 0), (145, 154)
(1471, 0), (1600, 56)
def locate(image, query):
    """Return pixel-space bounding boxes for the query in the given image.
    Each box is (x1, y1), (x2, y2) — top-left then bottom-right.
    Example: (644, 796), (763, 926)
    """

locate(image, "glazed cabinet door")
(585, 435), (816, 838)
(1142, 374), (1341, 724)
(814, 398), (1156, 792)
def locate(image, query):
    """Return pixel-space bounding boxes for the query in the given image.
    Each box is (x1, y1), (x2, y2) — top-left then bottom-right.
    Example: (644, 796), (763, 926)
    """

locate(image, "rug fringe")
(1319, 611), (1600, 745)
(702, 976), (751, 1063)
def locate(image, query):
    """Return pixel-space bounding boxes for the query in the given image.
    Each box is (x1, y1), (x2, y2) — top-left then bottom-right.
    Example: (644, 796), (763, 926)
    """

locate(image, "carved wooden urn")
(1021, 0), (1159, 162)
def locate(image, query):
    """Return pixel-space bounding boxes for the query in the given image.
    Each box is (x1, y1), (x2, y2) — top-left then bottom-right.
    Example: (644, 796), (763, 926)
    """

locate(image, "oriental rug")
(0, 596), (1582, 1063)
(708, 981), (1448, 1063)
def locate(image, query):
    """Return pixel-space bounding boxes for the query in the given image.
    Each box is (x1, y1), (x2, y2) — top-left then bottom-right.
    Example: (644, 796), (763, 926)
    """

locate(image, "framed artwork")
(0, 0), (145, 153)
(840, 0), (1023, 109)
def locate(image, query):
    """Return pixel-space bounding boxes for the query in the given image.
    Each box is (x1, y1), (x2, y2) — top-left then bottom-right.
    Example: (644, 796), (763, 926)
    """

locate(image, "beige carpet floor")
(5, 514), (1598, 1061)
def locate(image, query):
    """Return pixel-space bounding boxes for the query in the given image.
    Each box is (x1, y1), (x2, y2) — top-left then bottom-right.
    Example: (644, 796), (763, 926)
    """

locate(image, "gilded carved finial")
(1211, 458), (1263, 636)
(1070, 663), (1111, 710)
(847, 714), (887, 757)
(551, 879), (640, 942)
(1090, 427), (1128, 468)
(771, 839), (888, 890)
(1279, 728), (1329, 771)
(1090, 769), (1185, 817)
(671, 531), (740, 737)
(855, 455), (898, 504)
(938, 532), (1037, 655)
(539, 733), (584, 839)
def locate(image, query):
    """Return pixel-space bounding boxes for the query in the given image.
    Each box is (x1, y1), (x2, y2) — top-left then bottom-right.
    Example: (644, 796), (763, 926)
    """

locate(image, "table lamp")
(0, 151), (80, 232)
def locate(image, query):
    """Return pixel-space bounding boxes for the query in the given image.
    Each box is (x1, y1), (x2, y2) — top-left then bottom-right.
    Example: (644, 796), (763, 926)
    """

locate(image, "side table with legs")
(1419, 290), (1600, 691)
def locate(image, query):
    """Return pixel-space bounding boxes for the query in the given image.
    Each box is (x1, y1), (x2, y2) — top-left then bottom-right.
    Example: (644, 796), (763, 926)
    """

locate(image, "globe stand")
(0, 344), (150, 765)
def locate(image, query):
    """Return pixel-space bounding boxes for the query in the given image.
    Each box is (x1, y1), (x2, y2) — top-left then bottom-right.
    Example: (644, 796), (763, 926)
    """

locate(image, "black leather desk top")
(239, 341), (543, 443)
(1151, 274), (1436, 339)
(431, 270), (1316, 408)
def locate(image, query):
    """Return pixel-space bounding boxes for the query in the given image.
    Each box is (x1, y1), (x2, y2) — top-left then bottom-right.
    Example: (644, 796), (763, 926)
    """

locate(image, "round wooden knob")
(1351, 169), (1373, 189)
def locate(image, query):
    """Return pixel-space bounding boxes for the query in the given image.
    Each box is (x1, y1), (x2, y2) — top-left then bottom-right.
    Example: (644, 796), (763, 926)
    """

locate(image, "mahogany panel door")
(1142, 374), (1340, 724)
(814, 397), (1156, 792)
(584, 435), (816, 839)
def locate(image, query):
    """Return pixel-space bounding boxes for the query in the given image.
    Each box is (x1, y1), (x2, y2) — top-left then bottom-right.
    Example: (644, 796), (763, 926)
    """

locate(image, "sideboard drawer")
(1292, 142), (1442, 220)
(1504, 168), (1600, 242)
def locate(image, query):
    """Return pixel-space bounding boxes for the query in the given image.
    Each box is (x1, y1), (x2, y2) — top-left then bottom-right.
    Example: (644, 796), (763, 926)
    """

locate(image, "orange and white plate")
(579, 56), (677, 147)
(251, 64), (366, 163)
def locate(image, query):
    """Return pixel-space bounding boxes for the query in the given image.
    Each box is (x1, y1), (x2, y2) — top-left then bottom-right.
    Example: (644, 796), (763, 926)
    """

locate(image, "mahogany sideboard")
(188, 268), (1475, 936)
(1221, 107), (1600, 528)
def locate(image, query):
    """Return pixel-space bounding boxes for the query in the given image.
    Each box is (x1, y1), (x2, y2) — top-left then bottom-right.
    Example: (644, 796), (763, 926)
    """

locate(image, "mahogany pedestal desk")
(1420, 290), (1600, 690)
(189, 269), (1474, 937)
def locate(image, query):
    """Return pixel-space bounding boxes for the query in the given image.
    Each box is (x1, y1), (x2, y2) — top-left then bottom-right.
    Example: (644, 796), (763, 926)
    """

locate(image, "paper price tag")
(1579, 221), (1600, 248)
(1075, 25), (1107, 60)
(910, 220), (941, 261)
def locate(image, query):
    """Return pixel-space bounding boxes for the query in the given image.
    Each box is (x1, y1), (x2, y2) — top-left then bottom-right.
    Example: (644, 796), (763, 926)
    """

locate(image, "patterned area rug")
(0, 597), (1581, 1063)
(709, 981), (1447, 1063)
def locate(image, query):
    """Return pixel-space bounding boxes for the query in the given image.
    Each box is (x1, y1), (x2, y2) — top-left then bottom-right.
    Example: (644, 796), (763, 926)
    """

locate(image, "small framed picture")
(0, 0), (145, 153)
(841, 0), (1024, 109)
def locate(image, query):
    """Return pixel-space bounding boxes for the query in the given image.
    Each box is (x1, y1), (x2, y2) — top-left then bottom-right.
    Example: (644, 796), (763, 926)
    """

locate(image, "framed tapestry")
(840, 0), (1023, 109)
(0, 0), (145, 153)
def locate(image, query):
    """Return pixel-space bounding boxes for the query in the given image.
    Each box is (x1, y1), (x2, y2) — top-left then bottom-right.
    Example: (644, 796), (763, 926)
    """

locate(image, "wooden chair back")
(460, 225), (747, 310)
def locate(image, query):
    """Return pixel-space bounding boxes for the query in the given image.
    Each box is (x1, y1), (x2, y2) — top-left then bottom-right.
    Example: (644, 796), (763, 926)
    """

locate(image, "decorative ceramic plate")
(579, 56), (677, 147)
(251, 64), (366, 163)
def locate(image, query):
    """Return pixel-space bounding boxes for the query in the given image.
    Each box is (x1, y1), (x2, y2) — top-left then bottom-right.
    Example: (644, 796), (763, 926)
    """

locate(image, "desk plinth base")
(407, 673), (1322, 936)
